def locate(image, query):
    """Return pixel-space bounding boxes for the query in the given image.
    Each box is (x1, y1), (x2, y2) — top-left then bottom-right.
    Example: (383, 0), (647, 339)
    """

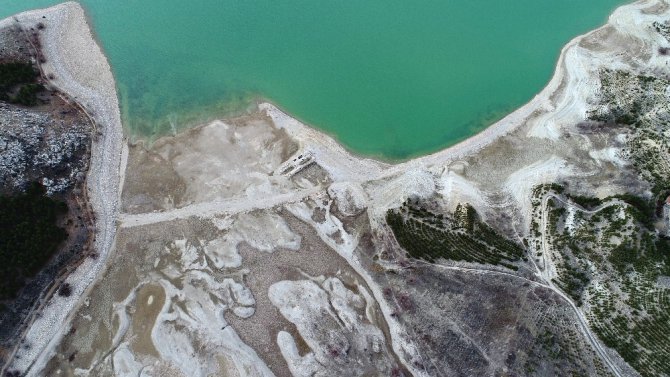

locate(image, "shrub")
(0, 183), (68, 300)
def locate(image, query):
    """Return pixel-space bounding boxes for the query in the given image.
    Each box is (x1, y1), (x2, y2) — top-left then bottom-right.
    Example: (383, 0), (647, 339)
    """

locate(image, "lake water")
(2, 0), (628, 159)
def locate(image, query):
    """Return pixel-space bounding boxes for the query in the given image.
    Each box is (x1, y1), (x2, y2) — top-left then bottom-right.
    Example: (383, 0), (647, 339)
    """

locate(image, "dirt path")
(119, 186), (322, 228)
(538, 193), (624, 377)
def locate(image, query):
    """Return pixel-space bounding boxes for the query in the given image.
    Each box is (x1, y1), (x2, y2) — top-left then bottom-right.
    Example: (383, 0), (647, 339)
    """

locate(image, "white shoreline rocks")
(1, 2), (124, 375)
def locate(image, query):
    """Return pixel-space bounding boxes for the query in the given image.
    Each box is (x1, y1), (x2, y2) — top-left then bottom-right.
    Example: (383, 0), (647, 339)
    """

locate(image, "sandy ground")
(4, 0), (670, 376)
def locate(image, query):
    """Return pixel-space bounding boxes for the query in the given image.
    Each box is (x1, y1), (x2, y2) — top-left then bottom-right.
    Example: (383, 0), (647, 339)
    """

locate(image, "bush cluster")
(386, 202), (523, 269)
(0, 182), (68, 300)
(0, 62), (44, 106)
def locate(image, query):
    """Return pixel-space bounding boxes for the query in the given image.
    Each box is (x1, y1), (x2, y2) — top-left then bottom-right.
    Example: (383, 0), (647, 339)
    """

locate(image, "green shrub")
(0, 183), (68, 300)
(386, 203), (523, 268)
(11, 83), (44, 106)
(0, 62), (36, 89)
(0, 62), (43, 107)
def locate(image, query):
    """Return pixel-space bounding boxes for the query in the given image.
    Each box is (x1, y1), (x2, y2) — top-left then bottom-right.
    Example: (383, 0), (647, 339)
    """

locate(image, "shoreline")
(254, 0), (606, 182)
(96, 1), (635, 164)
(124, 93), (511, 165)
(126, 0), (642, 175)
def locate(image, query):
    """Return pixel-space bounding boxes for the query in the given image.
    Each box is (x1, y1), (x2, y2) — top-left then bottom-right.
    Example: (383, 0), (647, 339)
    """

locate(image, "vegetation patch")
(540, 186), (670, 376)
(588, 69), (670, 196)
(531, 68), (670, 376)
(653, 21), (670, 42)
(0, 62), (45, 106)
(0, 182), (68, 300)
(386, 200), (524, 269)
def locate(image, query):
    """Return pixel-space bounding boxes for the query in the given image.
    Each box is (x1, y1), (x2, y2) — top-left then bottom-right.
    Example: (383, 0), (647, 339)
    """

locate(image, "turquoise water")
(2, 1), (627, 159)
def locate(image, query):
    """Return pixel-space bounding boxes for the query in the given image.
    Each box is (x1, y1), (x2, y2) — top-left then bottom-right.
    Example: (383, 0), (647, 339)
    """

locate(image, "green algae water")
(3, 0), (628, 159)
